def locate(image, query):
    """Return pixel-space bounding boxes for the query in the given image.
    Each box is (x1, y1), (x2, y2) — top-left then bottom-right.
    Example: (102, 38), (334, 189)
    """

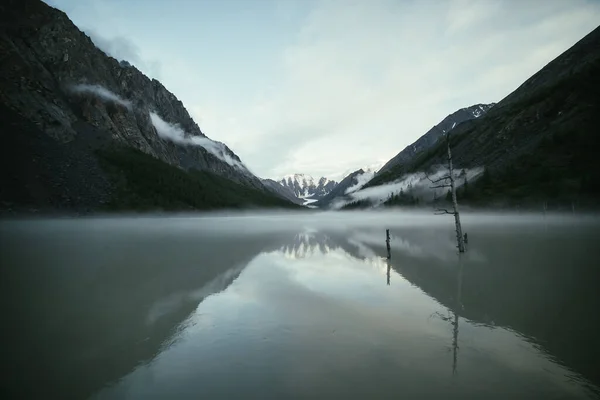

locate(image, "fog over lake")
(2, 211), (600, 399)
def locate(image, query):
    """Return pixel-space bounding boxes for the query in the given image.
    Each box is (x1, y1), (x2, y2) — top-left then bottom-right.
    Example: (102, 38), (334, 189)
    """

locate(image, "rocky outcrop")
(0, 0), (262, 189)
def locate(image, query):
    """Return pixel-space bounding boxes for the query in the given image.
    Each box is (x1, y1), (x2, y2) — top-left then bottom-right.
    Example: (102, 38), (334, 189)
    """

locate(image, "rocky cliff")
(0, 0), (262, 190)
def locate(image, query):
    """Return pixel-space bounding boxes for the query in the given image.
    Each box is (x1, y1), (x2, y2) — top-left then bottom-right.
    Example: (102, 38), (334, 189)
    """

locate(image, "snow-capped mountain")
(278, 174), (338, 202)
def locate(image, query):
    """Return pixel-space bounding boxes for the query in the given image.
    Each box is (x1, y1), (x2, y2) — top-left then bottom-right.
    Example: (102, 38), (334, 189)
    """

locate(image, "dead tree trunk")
(426, 134), (465, 253)
(447, 137), (465, 253)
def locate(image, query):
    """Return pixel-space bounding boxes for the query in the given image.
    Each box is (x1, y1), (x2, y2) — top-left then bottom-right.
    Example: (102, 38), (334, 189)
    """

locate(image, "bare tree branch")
(434, 208), (455, 215)
(430, 184), (452, 189)
(425, 173), (452, 184)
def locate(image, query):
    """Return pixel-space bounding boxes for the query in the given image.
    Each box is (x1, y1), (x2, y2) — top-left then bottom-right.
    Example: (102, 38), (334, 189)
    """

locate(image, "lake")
(1, 211), (600, 399)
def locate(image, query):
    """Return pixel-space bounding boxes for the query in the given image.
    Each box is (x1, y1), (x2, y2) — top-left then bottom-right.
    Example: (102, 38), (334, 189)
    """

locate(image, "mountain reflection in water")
(2, 213), (599, 399)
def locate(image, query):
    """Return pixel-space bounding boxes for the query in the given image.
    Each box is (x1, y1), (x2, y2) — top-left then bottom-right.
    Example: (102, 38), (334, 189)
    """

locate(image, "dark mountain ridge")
(0, 0), (296, 212)
(363, 25), (600, 208)
(377, 103), (495, 175)
(261, 179), (305, 205)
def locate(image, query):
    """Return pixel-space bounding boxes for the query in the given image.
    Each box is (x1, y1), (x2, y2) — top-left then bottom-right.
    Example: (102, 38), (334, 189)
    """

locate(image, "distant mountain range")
(277, 174), (338, 205)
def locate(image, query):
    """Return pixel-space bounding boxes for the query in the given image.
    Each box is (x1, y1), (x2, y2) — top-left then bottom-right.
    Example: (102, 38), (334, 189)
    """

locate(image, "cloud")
(149, 112), (247, 170)
(47, 0), (600, 180)
(70, 83), (132, 109)
(345, 171), (376, 195)
(67, 85), (247, 171)
(85, 29), (162, 79)
(193, 0), (600, 179)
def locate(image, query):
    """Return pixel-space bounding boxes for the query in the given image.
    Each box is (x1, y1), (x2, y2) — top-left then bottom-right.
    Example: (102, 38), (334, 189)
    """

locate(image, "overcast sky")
(45, 0), (600, 180)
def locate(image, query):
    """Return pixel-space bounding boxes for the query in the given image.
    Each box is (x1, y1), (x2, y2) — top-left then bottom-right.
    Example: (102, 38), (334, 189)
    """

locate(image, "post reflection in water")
(386, 259), (391, 286)
(385, 229), (462, 376)
(281, 226), (600, 397)
(452, 259), (463, 376)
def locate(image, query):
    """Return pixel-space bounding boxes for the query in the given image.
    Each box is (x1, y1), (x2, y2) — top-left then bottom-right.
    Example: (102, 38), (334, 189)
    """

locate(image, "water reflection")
(285, 229), (467, 376)
(271, 227), (600, 392)
(0, 222), (289, 399)
(2, 216), (600, 399)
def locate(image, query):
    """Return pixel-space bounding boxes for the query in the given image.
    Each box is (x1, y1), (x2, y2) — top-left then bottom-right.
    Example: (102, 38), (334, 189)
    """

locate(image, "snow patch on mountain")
(278, 173), (338, 200)
(471, 103), (494, 118)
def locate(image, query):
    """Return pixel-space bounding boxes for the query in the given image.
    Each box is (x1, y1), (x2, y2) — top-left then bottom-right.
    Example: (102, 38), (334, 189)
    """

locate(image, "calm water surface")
(1, 211), (600, 399)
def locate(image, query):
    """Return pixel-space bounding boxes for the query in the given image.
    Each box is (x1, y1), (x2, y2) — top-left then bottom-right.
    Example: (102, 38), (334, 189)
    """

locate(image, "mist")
(333, 166), (484, 209)
(70, 84), (132, 109)
(68, 83), (250, 172)
(149, 112), (247, 170)
(345, 170), (376, 194)
(3, 209), (599, 400)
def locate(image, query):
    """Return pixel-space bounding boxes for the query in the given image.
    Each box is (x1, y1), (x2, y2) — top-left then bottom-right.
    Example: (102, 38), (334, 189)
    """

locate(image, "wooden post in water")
(385, 229), (391, 259)
(385, 229), (391, 285)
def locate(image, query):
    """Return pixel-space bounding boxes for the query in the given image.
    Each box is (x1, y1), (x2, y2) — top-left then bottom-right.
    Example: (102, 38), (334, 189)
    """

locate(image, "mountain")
(315, 165), (380, 208)
(0, 0), (296, 213)
(351, 25), (600, 210)
(377, 103), (495, 176)
(278, 174), (338, 201)
(333, 162), (384, 182)
(261, 179), (304, 205)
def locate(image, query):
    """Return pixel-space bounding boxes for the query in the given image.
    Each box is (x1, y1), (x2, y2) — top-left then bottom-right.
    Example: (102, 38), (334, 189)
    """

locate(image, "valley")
(0, 0), (598, 214)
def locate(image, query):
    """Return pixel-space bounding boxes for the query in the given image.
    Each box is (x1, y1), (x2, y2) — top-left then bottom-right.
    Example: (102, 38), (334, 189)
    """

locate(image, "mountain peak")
(278, 174), (338, 201)
(378, 103), (495, 174)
